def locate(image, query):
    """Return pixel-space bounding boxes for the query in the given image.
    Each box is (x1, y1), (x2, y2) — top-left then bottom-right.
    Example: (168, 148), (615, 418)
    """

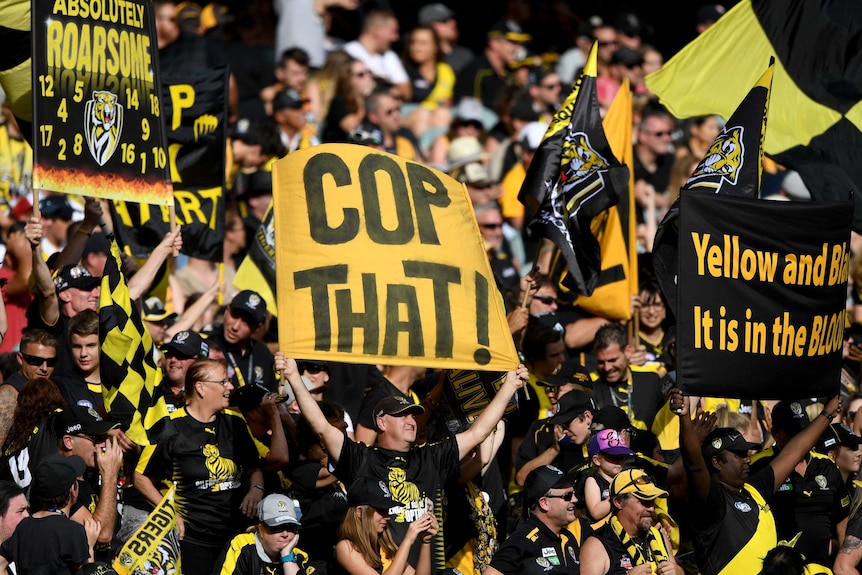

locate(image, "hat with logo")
(258, 493), (301, 527)
(232, 382), (294, 414)
(159, 330), (209, 358)
(538, 358), (593, 390)
(770, 400), (811, 435)
(816, 423), (862, 453)
(589, 428), (635, 457)
(56, 405), (120, 437)
(347, 476), (399, 512)
(523, 464), (574, 506)
(696, 3), (726, 25)
(40, 195), (75, 219)
(417, 3), (454, 26)
(548, 389), (596, 426)
(31, 453), (87, 500)
(487, 19), (531, 43)
(701, 427), (761, 458)
(229, 290), (267, 325)
(273, 88), (307, 111)
(609, 468), (668, 500)
(373, 396), (424, 427)
(53, 264), (100, 293)
(347, 122), (383, 146)
(142, 296), (178, 324)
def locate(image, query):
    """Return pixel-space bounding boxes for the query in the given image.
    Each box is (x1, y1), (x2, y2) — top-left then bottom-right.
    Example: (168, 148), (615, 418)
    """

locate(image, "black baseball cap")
(272, 88), (307, 111)
(31, 453), (86, 500)
(82, 232), (111, 258)
(373, 396), (424, 428)
(592, 406), (633, 433)
(56, 405), (120, 437)
(523, 464), (574, 507)
(40, 195), (75, 219)
(487, 19), (531, 43)
(538, 358), (593, 390)
(816, 423), (862, 453)
(347, 476), (399, 512)
(548, 390), (595, 426)
(702, 427), (760, 458)
(770, 400), (811, 435)
(142, 296), (178, 324)
(229, 290), (268, 325)
(231, 382), (293, 414)
(160, 330), (209, 358)
(53, 264), (101, 293)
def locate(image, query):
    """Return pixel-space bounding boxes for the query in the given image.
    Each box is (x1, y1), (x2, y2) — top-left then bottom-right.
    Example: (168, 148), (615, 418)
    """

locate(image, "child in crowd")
(582, 428), (634, 525)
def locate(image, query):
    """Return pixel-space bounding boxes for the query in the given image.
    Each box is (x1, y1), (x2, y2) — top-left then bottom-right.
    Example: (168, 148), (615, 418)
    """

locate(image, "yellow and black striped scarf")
(609, 515), (669, 568)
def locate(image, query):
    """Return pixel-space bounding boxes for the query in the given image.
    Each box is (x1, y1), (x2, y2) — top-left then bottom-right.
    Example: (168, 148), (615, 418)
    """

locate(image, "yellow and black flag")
(520, 43), (629, 296)
(646, 0), (862, 232)
(653, 63), (774, 314)
(114, 483), (182, 575)
(99, 238), (171, 446)
(233, 201), (277, 315)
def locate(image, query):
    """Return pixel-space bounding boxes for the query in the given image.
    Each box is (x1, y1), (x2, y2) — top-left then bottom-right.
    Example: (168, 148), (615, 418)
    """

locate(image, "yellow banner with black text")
(273, 144), (519, 371)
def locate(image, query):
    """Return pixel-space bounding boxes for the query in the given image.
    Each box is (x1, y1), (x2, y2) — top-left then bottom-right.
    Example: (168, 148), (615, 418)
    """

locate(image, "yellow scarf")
(609, 515), (670, 568)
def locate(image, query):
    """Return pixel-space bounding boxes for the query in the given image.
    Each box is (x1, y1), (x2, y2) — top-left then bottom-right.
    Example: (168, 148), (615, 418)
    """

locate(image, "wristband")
(281, 552), (296, 563)
(820, 410), (835, 422)
(76, 227), (92, 237)
(253, 484), (264, 491)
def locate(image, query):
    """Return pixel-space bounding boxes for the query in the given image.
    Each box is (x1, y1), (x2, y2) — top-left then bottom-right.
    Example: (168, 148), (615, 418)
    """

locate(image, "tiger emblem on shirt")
(84, 90), (123, 166)
(388, 467), (420, 522)
(203, 443), (238, 489)
(687, 126), (744, 187)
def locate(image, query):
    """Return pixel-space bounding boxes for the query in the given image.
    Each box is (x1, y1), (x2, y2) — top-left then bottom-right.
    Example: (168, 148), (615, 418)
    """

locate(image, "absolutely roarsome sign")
(273, 144), (519, 371)
(31, 0), (172, 204)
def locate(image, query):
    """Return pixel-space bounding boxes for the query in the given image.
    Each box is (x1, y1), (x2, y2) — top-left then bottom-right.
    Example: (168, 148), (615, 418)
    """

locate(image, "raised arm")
(770, 395), (841, 492)
(128, 229), (182, 300)
(671, 389), (715, 503)
(24, 217), (59, 325)
(54, 197), (103, 269)
(274, 352), (346, 460)
(456, 365), (527, 460)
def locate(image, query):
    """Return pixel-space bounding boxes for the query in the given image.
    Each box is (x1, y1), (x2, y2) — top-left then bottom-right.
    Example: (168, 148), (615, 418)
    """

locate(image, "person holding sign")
(274, 352), (527, 569)
(670, 388), (842, 575)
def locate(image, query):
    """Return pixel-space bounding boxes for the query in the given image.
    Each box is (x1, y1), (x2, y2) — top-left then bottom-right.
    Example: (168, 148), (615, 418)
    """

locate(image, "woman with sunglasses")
(336, 476), (437, 575)
(135, 359), (264, 575)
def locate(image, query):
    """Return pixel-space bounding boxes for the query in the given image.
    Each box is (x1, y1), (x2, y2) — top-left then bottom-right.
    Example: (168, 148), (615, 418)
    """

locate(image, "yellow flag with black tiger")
(113, 483), (182, 575)
(99, 237), (170, 446)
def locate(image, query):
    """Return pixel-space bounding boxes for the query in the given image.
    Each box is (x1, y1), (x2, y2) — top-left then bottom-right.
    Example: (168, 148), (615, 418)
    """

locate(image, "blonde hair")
(337, 505), (397, 569)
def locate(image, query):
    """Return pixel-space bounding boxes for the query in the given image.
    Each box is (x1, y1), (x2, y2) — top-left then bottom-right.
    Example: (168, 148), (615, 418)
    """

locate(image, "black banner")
(31, 0), (172, 204)
(677, 191), (853, 399)
(110, 68), (228, 261)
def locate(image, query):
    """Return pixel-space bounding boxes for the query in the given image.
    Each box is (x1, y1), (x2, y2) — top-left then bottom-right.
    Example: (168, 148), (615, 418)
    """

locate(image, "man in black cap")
(272, 88), (318, 152)
(277, 352), (528, 569)
(417, 3), (473, 74)
(454, 20), (530, 110)
(749, 400), (851, 565)
(158, 330), (210, 411)
(211, 290), (277, 392)
(580, 468), (679, 575)
(670, 389), (841, 575)
(485, 465), (586, 575)
(0, 454), (98, 573)
(516, 388), (596, 486)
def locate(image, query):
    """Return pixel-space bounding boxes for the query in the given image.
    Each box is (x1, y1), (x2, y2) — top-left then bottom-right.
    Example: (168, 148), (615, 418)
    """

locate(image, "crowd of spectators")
(2, 1), (862, 575)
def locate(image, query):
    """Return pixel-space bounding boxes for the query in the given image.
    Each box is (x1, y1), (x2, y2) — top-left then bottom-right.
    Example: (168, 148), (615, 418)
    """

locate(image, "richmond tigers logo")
(84, 90), (124, 166)
(388, 467), (420, 522)
(203, 444), (238, 489)
(560, 132), (611, 189)
(687, 126), (744, 188)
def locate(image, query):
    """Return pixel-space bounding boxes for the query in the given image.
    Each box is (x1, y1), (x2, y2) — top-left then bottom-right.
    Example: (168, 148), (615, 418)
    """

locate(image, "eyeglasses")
(201, 378), (232, 387)
(643, 130), (673, 138)
(21, 353), (57, 367)
(543, 490), (575, 501)
(480, 223), (503, 230)
(534, 295), (557, 305)
(75, 434), (107, 444)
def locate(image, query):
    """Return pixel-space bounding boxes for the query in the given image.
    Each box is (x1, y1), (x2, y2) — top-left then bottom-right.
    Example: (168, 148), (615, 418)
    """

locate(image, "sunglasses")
(301, 364), (326, 374)
(644, 130), (673, 138)
(480, 223), (503, 230)
(544, 490), (575, 501)
(534, 295), (557, 305)
(265, 523), (299, 534)
(21, 353), (57, 367)
(540, 82), (561, 90)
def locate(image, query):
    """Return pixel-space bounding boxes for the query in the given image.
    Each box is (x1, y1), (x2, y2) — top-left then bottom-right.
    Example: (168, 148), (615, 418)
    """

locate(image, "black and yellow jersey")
(214, 533), (316, 575)
(488, 515), (587, 575)
(591, 366), (665, 431)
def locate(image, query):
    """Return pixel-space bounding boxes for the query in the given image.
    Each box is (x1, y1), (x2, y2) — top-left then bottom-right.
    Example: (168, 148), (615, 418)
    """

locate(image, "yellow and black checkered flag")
(99, 238), (170, 446)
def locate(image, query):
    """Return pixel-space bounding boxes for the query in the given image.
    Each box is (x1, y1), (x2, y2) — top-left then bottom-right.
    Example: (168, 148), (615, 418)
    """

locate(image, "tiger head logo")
(560, 132), (610, 184)
(688, 126), (744, 187)
(84, 90), (124, 166)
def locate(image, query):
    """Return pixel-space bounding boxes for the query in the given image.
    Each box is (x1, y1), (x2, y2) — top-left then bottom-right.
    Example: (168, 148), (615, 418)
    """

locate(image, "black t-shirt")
(333, 436), (460, 570)
(54, 372), (103, 410)
(488, 515), (585, 575)
(0, 514), (89, 573)
(137, 408), (262, 546)
(322, 95), (351, 144)
(210, 328), (277, 393)
(690, 466), (776, 575)
(592, 369), (665, 431)
(290, 459), (348, 563)
(454, 54), (510, 111)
